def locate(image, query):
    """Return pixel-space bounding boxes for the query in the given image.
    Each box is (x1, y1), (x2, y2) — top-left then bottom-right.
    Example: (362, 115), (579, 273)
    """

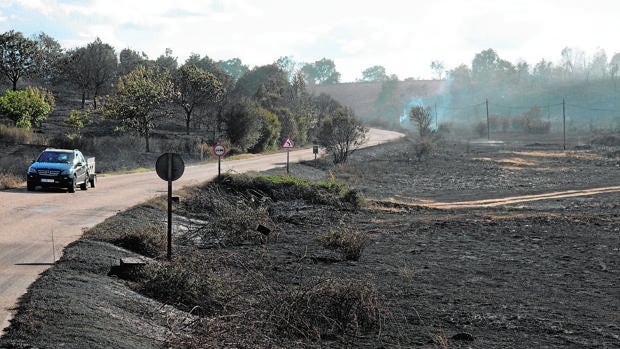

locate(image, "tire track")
(413, 186), (620, 209)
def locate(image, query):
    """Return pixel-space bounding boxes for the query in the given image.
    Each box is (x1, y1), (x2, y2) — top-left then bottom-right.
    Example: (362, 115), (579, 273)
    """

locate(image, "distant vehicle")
(27, 148), (96, 193)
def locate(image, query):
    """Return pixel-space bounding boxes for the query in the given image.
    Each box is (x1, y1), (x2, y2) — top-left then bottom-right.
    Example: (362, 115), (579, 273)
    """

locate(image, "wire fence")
(416, 97), (620, 147)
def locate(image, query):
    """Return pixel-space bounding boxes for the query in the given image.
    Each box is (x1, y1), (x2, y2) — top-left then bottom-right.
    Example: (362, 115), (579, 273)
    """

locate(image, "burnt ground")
(1, 136), (619, 348)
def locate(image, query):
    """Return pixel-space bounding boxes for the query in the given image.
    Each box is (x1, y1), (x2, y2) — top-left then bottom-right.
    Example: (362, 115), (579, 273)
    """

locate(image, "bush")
(319, 224), (369, 261)
(0, 124), (45, 144)
(0, 173), (22, 189)
(83, 202), (168, 256)
(413, 138), (436, 162)
(591, 134), (620, 146)
(266, 278), (382, 340)
(136, 253), (228, 316)
(111, 223), (167, 258)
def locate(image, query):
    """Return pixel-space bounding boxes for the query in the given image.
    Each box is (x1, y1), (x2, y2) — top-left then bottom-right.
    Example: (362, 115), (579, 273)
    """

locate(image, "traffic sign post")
(281, 136), (294, 174)
(156, 153), (185, 260)
(313, 145), (319, 166)
(212, 143), (227, 178)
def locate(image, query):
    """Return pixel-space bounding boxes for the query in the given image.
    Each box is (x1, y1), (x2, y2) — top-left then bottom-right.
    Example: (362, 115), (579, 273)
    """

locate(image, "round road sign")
(213, 143), (227, 157)
(155, 153), (185, 181)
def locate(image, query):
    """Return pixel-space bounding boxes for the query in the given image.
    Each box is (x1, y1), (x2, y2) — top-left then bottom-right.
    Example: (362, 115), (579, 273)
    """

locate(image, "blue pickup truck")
(26, 148), (96, 193)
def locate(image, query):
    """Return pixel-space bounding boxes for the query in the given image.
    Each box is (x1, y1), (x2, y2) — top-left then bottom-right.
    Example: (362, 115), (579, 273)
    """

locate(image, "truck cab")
(27, 148), (96, 193)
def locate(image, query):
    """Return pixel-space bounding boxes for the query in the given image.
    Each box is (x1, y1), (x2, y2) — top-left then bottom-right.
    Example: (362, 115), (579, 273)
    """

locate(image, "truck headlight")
(28, 167), (37, 174)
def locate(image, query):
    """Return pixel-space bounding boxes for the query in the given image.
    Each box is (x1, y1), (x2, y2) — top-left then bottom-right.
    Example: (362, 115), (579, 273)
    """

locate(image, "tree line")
(0, 30), (366, 163)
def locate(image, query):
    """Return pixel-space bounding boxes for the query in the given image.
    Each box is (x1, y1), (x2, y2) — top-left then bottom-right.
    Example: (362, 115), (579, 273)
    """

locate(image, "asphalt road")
(0, 128), (404, 334)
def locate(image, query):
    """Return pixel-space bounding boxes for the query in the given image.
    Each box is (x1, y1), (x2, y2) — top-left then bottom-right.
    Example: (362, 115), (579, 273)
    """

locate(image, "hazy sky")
(1, 0), (619, 82)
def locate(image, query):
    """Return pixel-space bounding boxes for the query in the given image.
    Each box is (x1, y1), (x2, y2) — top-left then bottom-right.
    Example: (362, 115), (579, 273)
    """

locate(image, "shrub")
(136, 253), (228, 316)
(83, 202), (167, 256)
(318, 224), (369, 261)
(473, 121), (487, 137)
(0, 173), (22, 189)
(0, 124), (45, 144)
(413, 138), (436, 162)
(111, 223), (167, 258)
(266, 277), (382, 340)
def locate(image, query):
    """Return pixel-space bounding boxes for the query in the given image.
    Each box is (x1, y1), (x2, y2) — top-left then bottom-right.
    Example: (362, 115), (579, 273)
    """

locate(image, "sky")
(1, 0), (619, 82)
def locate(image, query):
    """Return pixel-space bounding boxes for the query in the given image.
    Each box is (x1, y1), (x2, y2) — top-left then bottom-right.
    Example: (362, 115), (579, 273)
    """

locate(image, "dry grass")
(0, 173), (23, 189)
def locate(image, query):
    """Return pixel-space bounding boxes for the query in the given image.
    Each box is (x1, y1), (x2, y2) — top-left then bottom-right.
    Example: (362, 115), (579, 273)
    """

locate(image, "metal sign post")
(155, 153), (184, 260)
(313, 145), (319, 167)
(212, 143), (227, 179)
(281, 136), (294, 174)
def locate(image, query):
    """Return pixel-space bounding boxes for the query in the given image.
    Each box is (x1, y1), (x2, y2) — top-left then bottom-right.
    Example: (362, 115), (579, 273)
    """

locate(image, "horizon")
(2, 0), (620, 82)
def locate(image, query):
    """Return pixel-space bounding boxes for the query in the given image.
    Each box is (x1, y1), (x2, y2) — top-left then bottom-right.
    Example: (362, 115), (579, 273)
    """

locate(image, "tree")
(223, 98), (262, 151)
(472, 48), (501, 82)
(589, 48), (608, 79)
(64, 107), (92, 139)
(408, 105), (433, 137)
(217, 57), (248, 82)
(430, 61), (445, 80)
(516, 61), (530, 83)
(59, 38), (117, 109)
(0, 87), (55, 130)
(317, 106), (367, 164)
(173, 64), (223, 134)
(86, 38), (117, 108)
(102, 65), (174, 152)
(155, 48), (178, 72)
(301, 58), (340, 85)
(233, 64), (289, 103)
(276, 56), (298, 81)
(609, 53), (620, 91)
(32, 32), (63, 85)
(360, 65), (388, 82)
(448, 64), (471, 86)
(119, 48), (149, 76)
(0, 30), (42, 90)
(249, 107), (281, 153)
(185, 53), (234, 142)
(59, 47), (91, 108)
(532, 59), (553, 81)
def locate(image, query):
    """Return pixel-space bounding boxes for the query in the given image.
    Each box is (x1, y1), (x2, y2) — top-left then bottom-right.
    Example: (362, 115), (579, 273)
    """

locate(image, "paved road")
(0, 128), (404, 334)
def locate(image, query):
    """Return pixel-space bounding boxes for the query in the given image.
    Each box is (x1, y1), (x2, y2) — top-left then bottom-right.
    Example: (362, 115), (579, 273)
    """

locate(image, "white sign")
(281, 136), (294, 149)
(213, 144), (227, 157)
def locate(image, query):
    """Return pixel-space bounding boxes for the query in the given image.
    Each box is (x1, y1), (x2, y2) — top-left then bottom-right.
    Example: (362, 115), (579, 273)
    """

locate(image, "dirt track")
(408, 186), (620, 209)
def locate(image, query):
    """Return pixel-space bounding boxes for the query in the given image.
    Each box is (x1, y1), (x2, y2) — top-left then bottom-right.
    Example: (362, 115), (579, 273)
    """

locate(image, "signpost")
(155, 153), (184, 260)
(281, 135), (294, 173)
(212, 143), (227, 178)
(313, 145), (319, 166)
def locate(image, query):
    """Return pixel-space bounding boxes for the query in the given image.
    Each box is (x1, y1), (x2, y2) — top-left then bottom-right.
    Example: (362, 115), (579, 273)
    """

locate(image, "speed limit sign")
(213, 143), (227, 157)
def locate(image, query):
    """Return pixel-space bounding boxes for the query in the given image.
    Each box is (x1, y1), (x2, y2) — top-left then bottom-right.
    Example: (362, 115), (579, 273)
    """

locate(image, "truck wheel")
(68, 178), (76, 193)
(89, 174), (96, 188)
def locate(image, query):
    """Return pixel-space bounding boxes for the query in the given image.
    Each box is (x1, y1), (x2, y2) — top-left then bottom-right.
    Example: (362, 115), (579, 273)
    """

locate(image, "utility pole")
(486, 99), (490, 141)
(563, 98), (566, 150)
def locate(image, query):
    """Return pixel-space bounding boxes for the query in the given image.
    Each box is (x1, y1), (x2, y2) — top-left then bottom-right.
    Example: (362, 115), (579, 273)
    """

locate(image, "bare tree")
(409, 105), (433, 137)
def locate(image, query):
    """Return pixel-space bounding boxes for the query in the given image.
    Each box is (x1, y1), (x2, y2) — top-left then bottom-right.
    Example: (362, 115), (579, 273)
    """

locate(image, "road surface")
(0, 128), (404, 334)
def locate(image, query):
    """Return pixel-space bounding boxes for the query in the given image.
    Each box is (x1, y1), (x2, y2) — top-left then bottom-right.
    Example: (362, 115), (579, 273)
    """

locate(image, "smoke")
(400, 79), (454, 130)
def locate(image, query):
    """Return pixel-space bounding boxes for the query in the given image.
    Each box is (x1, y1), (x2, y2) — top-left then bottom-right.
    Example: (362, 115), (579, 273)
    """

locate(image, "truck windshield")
(37, 151), (74, 164)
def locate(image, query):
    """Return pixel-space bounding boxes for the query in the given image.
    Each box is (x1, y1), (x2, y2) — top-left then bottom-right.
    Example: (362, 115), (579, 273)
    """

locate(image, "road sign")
(281, 136), (294, 149)
(155, 153), (185, 181)
(155, 153), (185, 260)
(213, 143), (227, 157)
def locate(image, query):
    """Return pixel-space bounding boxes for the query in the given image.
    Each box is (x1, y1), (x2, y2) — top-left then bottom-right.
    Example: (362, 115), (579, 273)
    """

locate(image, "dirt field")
(1, 136), (619, 348)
